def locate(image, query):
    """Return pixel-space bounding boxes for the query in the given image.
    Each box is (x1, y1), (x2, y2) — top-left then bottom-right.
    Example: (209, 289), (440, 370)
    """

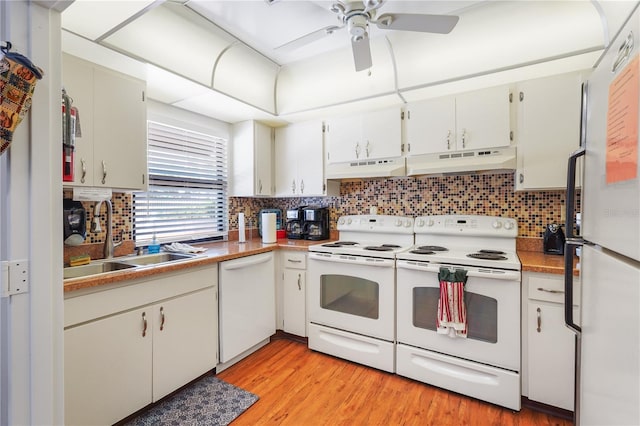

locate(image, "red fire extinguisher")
(62, 88), (76, 182)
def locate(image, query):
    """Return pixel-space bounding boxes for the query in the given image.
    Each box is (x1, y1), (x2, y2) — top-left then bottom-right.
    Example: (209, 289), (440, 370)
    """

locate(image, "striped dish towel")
(436, 267), (468, 338)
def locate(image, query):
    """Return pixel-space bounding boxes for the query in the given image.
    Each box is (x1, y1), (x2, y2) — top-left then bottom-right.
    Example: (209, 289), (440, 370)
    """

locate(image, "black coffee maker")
(285, 206), (306, 239)
(543, 223), (565, 255)
(302, 206), (330, 241)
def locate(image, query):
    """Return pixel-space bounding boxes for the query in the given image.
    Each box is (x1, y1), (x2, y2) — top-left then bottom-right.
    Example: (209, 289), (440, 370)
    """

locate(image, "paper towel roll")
(261, 212), (277, 244)
(238, 212), (246, 243)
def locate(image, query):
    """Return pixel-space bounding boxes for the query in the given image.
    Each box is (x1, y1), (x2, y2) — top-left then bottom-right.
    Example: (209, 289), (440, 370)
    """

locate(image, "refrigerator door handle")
(564, 146), (586, 334)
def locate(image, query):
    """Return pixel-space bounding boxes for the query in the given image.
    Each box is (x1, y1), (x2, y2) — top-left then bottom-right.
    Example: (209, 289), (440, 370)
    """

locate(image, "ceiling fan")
(275, 0), (460, 72)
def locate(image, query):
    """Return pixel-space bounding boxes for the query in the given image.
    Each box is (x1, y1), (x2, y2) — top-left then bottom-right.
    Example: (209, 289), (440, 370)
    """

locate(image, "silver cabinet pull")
(365, 141), (371, 157)
(291, 179), (296, 194)
(142, 312), (148, 337)
(537, 287), (564, 294)
(80, 159), (86, 183)
(461, 129), (467, 149)
(101, 160), (107, 184)
(258, 179), (263, 194)
(287, 259), (302, 263)
(355, 142), (361, 159)
(446, 130), (451, 150)
(300, 179), (304, 194)
(519, 173), (524, 184)
(297, 273), (301, 291)
(160, 306), (165, 331)
(536, 307), (541, 333)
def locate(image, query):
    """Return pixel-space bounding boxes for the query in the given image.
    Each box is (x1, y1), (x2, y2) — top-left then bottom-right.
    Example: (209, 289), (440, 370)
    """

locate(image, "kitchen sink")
(63, 261), (137, 279)
(117, 252), (197, 266)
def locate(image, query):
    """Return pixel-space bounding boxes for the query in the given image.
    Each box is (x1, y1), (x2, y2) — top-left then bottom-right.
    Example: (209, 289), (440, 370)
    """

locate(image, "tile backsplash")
(64, 173), (576, 261)
(230, 173), (577, 239)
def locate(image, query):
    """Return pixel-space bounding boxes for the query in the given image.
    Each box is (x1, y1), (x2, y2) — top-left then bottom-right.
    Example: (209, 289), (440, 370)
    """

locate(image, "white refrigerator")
(564, 5), (640, 426)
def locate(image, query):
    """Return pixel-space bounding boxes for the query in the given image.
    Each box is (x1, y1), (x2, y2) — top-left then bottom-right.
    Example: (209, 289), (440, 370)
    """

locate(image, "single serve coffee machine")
(302, 206), (330, 241)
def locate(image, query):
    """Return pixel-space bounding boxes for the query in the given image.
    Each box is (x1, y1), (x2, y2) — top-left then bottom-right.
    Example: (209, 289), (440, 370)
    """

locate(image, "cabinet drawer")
(527, 273), (580, 305)
(283, 251), (306, 269)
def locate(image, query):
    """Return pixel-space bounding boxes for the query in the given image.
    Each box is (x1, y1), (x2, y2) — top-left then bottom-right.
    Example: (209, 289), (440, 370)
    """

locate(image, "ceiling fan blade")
(375, 13), (459, 34)
(351, 33), (372, 72)
(275, 25), (344, 52)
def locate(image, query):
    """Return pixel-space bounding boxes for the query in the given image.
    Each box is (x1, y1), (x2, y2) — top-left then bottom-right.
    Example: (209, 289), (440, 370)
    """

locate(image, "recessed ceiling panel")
(62, 0), (156, 41)
(102, 2), (236, 86)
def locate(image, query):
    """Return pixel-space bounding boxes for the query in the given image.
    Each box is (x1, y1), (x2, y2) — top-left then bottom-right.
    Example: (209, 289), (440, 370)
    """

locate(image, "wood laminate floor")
(217, 338), (573, 426)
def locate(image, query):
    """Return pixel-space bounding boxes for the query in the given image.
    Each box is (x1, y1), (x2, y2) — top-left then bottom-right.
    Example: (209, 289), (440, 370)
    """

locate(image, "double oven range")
(307, 214), (522, 411)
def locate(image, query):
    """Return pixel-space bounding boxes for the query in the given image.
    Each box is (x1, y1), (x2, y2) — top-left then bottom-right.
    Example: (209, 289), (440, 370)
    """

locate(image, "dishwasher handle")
(222, 253), (271, 271)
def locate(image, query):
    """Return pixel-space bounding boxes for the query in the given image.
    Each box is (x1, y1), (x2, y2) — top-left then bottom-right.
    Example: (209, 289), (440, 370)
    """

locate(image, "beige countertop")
(63, 238), (324, 293)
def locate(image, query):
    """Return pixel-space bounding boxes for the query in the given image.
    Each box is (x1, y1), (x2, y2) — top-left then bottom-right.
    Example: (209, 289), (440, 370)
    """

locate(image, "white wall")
(0, 2), (63, 425)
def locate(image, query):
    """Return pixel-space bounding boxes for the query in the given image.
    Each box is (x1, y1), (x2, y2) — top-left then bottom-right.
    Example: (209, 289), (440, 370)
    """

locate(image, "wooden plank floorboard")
(217, 339), (573, 426)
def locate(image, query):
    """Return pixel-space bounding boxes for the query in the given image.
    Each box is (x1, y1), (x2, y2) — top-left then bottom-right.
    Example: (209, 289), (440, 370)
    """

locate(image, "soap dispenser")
(148, 233), (160, 254)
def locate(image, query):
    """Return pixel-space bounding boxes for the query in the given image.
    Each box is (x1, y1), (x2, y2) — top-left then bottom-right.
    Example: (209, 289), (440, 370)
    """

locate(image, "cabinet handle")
(300, 179), (304, 194)
(365, 141), (370, 157)
(291, 179), (296, 194)
(142, 311), (148, 337)
(101, 160), (107, 184)
(258, 179), (263, 194)
(287, 259), (302, 263)
(297, 273), (301, 290)
(519, 91), (524, 102)
(80, 159), (86, 183)
(159, 306), (165, 331)
(461, 129), (467, 149)
(355, 142), (361, 159)
(536, 307), (541, 333)
(519, 173), (524, 184)
(446, 131), (451, 150)
(537, 287), (564, 294)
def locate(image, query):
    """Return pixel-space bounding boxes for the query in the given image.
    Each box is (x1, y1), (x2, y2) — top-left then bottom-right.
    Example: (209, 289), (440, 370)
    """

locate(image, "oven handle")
(308, 251), (395, 267)
(396, 261), (521, 281)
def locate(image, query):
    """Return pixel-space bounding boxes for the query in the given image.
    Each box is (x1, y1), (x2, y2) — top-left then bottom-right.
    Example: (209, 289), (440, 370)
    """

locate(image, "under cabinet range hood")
(406, 146), (517, 176)
(326, 157), (406, 180)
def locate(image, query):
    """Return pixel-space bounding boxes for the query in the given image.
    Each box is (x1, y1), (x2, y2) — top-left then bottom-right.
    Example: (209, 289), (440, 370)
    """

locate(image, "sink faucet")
(92, 199), (123, 259)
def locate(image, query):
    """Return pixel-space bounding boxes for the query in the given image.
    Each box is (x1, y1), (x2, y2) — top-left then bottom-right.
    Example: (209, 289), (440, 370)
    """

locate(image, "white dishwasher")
(219, 252), (275, 364)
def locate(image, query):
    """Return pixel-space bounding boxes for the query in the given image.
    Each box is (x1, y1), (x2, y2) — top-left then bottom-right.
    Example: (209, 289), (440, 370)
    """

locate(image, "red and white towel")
(436, 268), (468, 338)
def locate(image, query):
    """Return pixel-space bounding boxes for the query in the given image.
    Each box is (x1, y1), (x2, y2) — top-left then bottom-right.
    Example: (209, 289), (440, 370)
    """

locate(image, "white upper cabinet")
(274, 120), (337, 197)
(405, 85), (512, 156)
(515, 72), (583, 190)
(325, 107), (402, 164)
(231, 120), (273, 196)
(62, 53), (147, 191)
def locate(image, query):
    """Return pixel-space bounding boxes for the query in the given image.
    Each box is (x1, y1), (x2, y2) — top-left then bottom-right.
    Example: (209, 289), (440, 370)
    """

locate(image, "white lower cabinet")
(64, 266), (218, 426)
(282, 251), (307, 337)
(524, 271), (579, 411)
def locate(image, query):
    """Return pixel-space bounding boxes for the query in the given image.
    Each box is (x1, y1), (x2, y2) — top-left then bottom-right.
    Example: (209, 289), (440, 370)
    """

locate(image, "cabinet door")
(515, 73), (582, 190)
(527, 300), (576, 411)
(65, 307), (152, 426)
(152, 287), (218, 401)
(62, 54), (95, 187)
(254, 122), (273, 195)
(283, 269), (306, 337)
(405, 97), (456, 155)
(275, 125), (299, 196)
(295, 120), (325, 196)
(455, 85), (511, 151)
(325, 114), (361, 164)
(361, 107), (402, 160)
(93, 66), (147, 190)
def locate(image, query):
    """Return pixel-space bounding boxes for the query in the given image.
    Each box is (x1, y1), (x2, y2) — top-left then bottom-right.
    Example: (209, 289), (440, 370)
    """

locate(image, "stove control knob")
(504, 221), (515, 230)
(416, 219), (425, 227)
(338, 218), (345, 225)
(426, 219), (435, 227)
(347, 218), (353, 225)
(492, 220), (502, 229)
(404, 219), (412, 227)
(395, 219), (402, 227)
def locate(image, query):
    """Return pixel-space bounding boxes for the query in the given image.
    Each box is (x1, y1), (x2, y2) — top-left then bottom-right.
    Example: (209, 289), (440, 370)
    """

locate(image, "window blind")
(134, 121), (228, 246)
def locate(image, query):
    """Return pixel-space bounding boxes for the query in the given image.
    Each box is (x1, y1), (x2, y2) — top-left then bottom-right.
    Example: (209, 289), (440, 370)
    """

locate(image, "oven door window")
(320, 274), (379, 319)
(413, 288), (497, 343)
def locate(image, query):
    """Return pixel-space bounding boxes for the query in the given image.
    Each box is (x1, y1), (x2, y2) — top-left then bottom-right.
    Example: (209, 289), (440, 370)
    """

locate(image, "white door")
(283, 269), (306, 337)
(405, 96), (456, 155)
(361, 107), (402, 160)
(579, 245), (640, 425)
(396, 261), (521, 371)
(274, 125), (299, 196)
(295, 120), (325, 195)
(152, 287), (218, 401)
(455, 85), (511, 151)
(307, 253), (396, 341)
(325, 114), (361, 164)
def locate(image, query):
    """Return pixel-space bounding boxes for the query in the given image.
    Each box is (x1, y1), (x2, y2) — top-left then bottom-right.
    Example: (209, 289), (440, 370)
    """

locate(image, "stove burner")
(364, 246), (394, 252)
(478, 249), (506, 255)
(410, 249), (436, 255)
(417, 245), (448, 252)
(322, 241), (358, 248)
(467, 253), (508, 261)
(381, 244), (401, 248)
